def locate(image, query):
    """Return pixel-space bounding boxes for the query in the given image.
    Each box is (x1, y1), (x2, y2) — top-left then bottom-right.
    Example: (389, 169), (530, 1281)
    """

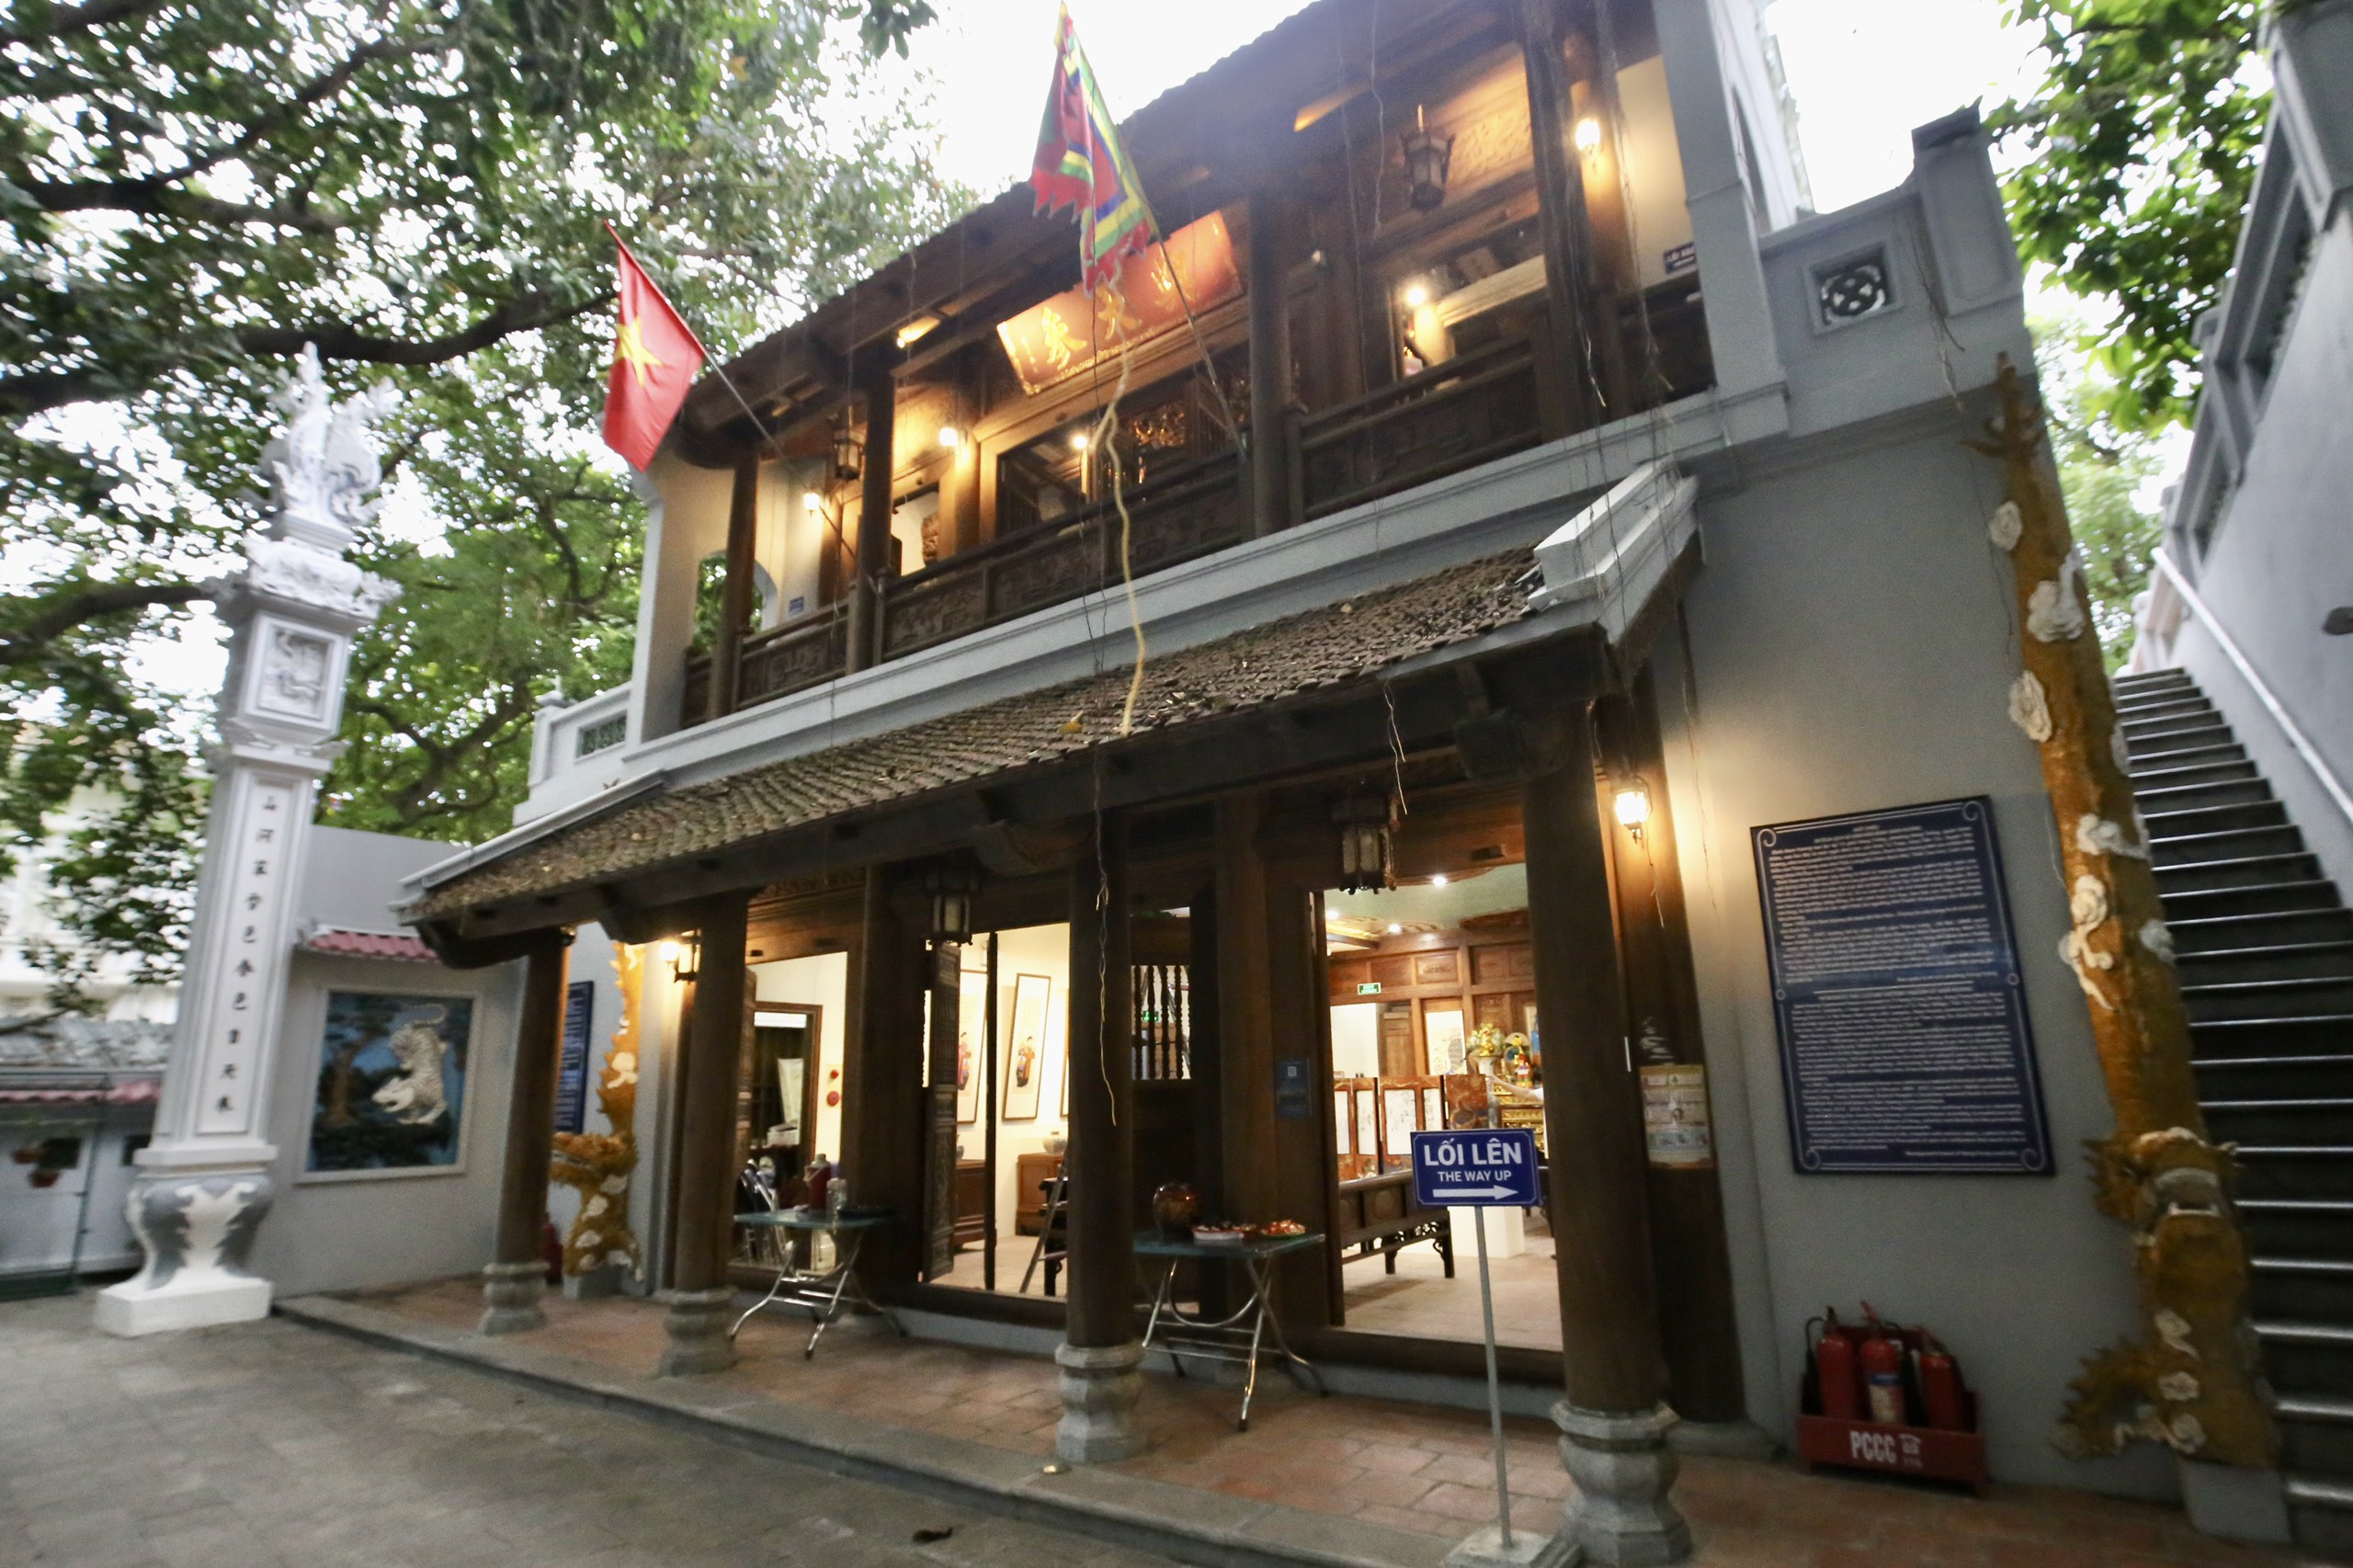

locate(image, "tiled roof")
(301, 926), (439, 962)
(412, 549), (1542, 920)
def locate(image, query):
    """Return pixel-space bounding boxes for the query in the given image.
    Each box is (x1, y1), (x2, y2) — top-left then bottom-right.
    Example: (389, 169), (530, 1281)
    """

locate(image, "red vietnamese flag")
(601, 226), (706, 471)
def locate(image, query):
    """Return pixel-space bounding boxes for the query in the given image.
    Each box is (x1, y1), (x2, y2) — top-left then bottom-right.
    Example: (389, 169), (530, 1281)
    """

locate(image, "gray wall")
(254, 826), (524, 1297)
(2172, 203), (2353, 892)
(1665, 400), (2168, 1498)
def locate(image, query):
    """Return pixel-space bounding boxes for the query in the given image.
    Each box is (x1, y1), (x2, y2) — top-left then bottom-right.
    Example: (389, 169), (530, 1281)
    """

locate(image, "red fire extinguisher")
(1814, 1310), (1859, 1420)
(1859, 1303), (1905, 1426)
(1919, 1332), (1967, 1430)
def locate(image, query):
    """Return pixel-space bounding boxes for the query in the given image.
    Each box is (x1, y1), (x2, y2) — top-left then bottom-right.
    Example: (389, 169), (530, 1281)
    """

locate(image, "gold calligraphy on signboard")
(995, 211), (1242, 395)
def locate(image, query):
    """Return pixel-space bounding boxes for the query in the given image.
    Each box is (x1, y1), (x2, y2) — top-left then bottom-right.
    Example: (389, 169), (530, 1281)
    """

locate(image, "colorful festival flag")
(600, 227), (706, 472)
(1029, 6), (1157, 292)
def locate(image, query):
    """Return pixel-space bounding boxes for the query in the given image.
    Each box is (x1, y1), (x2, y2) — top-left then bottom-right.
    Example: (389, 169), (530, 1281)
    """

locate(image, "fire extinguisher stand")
(1413, 1127), (1556, 1567)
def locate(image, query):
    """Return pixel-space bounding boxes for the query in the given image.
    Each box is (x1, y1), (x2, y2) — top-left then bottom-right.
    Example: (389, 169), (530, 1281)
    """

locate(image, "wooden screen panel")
(1471, 940), (1533, 984)
(1379, 1000), (1419, 1077)
(1370, 953), (1414, 989)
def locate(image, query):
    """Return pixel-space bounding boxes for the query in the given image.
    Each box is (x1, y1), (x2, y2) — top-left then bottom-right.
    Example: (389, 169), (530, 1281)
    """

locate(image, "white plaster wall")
(1656, 412), (2169, 1498)
(2173, 207), (2353, 894)
(256, 950), (521, 1297)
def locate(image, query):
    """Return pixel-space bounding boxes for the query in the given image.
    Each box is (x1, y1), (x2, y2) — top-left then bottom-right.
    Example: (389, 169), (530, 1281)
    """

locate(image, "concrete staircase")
(2116, 666), (2353, 1553)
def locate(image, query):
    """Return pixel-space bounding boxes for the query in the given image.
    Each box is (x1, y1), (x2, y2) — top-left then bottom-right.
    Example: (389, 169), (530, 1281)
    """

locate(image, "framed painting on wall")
(305, 992), (475, 1176)
(1425, 1007), (1467, 1074)
(956, 967), (988, 1124)
(1003, 973), (1051, 1121)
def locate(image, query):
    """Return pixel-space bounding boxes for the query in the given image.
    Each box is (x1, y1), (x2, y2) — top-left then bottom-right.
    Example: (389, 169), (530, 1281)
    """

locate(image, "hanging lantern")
(1334, 794), (1399, 893)
(926, 865), (980, 944)
(1401, 106), (1454, 214)
(659, 932), (702, 983)
(831, 411), (863, 483)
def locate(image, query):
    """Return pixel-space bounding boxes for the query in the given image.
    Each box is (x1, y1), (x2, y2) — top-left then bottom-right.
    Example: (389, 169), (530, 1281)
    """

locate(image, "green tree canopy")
(1991, 0), (2287, 431)
(0, 0), (963, 1007)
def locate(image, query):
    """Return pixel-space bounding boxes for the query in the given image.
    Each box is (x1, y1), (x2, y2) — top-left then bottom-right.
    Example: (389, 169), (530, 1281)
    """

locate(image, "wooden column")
(1518, 0), (1605, 436)
(1055, 814), (1146, 1463)
(841, 869), (926, 1288)
(1597, 673), (1748, 1427)
(708, 458), (759, 722)
(924, 937), (961, 1280)
(657, 894), (750, 1376)
(1212, 797), (1279, 1219)
(1246, 191), (1296, 537)
(479, 930), (572, 1335)
(1522, 703), (1690, 1562)
(845, 366), (896, 673)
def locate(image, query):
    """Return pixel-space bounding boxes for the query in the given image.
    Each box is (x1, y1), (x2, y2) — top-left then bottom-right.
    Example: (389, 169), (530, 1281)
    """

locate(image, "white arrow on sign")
(1442, 1188), (1519, 1199)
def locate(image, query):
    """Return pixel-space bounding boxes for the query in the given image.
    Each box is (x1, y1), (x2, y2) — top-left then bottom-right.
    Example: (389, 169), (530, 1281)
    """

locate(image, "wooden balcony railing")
(880, 448), (1248, 662)
(1297, 335), (1545, 521)
(683, 599), (850, 722)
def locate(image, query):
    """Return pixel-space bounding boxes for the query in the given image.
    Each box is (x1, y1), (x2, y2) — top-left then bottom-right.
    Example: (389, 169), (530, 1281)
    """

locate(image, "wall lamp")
(658, 933), (702, 983)
(1401, 105), (1454, 213)
(1574, 117), (1603, 156)
(925, 866), (980, 944)
(937, 424), (963, 450)
(1613, 778), (1654, 843)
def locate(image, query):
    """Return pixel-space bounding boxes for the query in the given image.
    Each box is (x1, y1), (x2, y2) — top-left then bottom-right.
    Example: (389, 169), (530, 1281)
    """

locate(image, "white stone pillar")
(97, 347), (400, 1337)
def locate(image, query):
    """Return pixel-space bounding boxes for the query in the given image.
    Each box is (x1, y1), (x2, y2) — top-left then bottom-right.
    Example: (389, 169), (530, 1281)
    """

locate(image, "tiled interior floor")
(350, 1278), (2335, 1567)
(1338, 1234), (1563, 1351)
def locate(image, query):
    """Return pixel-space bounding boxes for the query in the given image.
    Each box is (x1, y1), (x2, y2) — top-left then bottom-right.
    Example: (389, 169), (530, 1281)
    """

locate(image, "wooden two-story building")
(399, 0), (2187, 1553)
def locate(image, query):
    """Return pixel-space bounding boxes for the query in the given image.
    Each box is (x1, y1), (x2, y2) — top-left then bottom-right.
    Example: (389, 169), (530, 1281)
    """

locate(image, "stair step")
(2186, 975), (2353, 1022)
(2177, 939), (2353, 984)
(2130, 722), (2238, 758)
(2146, 801), (2291, 838)
(2125, 710), (2230, 739)
(2192, 1016), (2353, 1063)
(2289, 1473), (2353, 1510)
(2257, 1321), (2353, 1405)
(2133, 756), (2262, 791)
(2131, 738), (2250, 773)
(2112, 668), (2196, 691)
(2164, 880), (2347, 921)
(2197, 1053), (2353, 1098)
(2116, 696), (2218, 725)
(2157, 852), (2325, 893)
(2236, 1145), (2353, 1201)
(2156, 825), (2308, 869)
(2136, 778), (2279, 813)
(2171, 909), (2353, 954)
(2208, 1096), (2353, 1144)
(2243, 1199), (2353, 1261)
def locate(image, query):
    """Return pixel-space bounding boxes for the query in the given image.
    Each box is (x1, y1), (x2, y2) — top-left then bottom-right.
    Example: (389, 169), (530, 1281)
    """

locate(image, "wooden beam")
(492, 933), (572, 1268)
(1063, 815), (1136, 1351)
(710, 458), (759, 722)
(847, 360), (895, 673)
(1246, 190), (1298, 538)
(667, 895), (752, 1296)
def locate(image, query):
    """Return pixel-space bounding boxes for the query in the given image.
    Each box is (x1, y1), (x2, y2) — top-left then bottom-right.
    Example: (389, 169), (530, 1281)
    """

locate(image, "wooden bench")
(1335, 1169), (1453, 1277)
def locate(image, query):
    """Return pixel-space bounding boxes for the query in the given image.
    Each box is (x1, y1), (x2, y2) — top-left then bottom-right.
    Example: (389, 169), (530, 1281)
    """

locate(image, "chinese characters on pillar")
(191, 773), (305, 1137)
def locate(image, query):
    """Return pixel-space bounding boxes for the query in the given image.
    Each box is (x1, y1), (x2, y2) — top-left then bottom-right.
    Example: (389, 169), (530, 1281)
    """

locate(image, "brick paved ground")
(0, 1292), (1180, 1568)
(358, 1278), (2346, 1566)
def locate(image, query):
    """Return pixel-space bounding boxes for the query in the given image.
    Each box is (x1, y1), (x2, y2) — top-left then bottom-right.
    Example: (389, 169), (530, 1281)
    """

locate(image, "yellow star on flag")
(613, 316), (665, 388)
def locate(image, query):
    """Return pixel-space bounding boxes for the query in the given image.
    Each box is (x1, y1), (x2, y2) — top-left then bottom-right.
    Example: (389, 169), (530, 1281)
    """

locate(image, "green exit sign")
(1356, 982), (1382, 995)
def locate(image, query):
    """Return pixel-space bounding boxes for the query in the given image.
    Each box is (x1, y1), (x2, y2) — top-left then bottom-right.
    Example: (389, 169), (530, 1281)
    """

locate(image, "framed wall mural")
(306, 992), (474, 1176)
(1002, 973), (1051, 1121)
(956, 967), (989, 1125)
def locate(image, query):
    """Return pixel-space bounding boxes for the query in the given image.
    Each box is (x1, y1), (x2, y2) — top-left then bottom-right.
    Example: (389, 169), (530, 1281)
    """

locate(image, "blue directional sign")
(1410, 1130), (1541, 1208)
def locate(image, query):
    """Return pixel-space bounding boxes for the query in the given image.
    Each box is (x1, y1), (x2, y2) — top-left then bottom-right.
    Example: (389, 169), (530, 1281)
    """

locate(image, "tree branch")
(23, 182), (348, 233)
(0, 0), (170, 49)
(0, 579), (215, 665)
(0, 289), (612, 418)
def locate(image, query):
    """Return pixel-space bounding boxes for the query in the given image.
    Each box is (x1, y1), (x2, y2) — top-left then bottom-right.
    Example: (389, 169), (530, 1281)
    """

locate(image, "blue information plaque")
(1410, 1130), (1542, 1207)
(552, 980), (594, 1135)
(1753, 798), (2052, 1175)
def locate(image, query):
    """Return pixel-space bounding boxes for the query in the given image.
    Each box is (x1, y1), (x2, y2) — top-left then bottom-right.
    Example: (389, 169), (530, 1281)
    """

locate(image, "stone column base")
(1553, 1402), (1692, 1567)
(2178, 1460), (2291, 1544)
(1445, 1522), (1580, 1567)
(478, 1260), (548, 1336)
(1664, 1419), (1777, 1460)
(1054, 1341), (1147, 1464)
(95, 1167), (276, 1338)
(657, 1287), (739, 1377)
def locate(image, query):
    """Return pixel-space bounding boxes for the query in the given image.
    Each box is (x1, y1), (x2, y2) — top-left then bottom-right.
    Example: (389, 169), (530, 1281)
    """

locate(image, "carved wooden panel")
(990, 528), (1095, 618)
(881, 569), (989, 657)
(1471, 941), (1533, 985)
(741, 615), (847, 707)
(1413, 950), (1461, 986)
(1370, 954), (1413, 989)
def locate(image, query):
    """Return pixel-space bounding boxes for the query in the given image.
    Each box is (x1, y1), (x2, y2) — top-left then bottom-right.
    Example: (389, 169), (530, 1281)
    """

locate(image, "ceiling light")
(1403, 281), (1430, 310)
(1574, 117), (1603, 154)
(938, 425), (962, 449)
(895, 314), (940, 348)
(1431, 874), (1449, 888)
(1387, 923), (1403, 935)
(1069, 429), (1091, 451)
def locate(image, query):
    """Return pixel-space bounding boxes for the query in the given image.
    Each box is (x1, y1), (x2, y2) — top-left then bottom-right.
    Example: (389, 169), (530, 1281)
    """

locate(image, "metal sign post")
(1412, 1129), (1553, 1567)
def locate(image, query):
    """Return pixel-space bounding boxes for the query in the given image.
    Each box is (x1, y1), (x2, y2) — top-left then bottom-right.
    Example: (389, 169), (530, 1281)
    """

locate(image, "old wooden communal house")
(398, 0), (2177, 1548)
